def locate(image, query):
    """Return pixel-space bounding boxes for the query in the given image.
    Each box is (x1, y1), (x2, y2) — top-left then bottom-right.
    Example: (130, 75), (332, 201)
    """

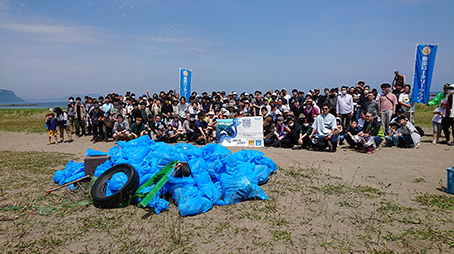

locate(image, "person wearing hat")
(45, 112), (58, 145)
(378, 83), (398, 134)
(395, 115), (420, 148)
(194, 112), (208, 145)
(274, 115), (287, 147)
(113, 114), (130, 141)
(428, 83), (452, 107)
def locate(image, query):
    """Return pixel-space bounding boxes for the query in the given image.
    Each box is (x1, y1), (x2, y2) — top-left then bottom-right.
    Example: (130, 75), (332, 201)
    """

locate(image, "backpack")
(415, 126), (424, 137)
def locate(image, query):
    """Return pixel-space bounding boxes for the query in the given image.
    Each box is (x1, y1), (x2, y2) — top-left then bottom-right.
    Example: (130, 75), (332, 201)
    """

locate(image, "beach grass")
(0, 108), (50, 133)
(413, 103), (437, 129)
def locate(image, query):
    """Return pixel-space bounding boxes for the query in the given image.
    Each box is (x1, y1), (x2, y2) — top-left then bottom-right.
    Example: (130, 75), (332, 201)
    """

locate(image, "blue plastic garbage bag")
(170, 185), (213, 216)
(135, 185), (169, 215)
(86, 148), (108, 157)
(53, 170), (64, 184)
(217, 171), (268, 206)
(194, 171), (222, 203)
(94, 160), (114, 177)
(105, 172), (128, 196)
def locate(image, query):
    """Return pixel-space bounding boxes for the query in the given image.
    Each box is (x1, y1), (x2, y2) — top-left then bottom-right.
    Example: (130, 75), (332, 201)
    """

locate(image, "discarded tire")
(91, 164), (139, 208)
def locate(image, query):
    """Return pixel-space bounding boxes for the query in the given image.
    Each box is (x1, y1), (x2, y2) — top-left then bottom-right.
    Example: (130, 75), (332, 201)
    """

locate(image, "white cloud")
(0, 23), (106, 44)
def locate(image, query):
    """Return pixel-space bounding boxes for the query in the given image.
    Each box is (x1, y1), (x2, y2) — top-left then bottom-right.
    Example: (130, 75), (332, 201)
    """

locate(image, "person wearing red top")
(378, 83), (398, 134)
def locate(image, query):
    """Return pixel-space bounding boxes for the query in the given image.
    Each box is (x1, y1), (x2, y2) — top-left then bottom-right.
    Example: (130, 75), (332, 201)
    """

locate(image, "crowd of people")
(45, 72), (454, 153)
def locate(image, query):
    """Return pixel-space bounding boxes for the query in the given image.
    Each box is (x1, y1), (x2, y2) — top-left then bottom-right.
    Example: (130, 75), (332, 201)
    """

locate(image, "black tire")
(91, 163), (140, 209)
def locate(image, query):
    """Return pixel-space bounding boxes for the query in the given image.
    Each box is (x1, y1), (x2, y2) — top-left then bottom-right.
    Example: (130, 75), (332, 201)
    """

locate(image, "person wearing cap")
(431, 100), (448, 144)
(395, 115), (420, 148)
(45, 112), (58, 145)
(113, 114), (130, 141)
(194, 112), (208, 145)
(302, 99), (319, 125)
(270, 92), (278, 103)
(309, 103), (338, 152)
(428, 83), (451, 107)
(378, 83), (398, 134)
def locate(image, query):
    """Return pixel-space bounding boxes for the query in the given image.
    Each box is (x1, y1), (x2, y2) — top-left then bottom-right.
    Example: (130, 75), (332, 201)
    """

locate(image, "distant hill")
(24, 93), (103, 103)
(0, 89), (25, 103)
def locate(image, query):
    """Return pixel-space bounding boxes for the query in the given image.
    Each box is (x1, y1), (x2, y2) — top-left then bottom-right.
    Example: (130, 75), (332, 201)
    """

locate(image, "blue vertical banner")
(411, 44), (438, 103)
(179, 68), (192, 100)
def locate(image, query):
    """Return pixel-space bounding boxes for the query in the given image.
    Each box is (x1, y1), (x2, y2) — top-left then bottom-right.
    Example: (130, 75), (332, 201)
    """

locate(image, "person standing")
(378, 83), (398, 134)
(74, 97), (87, 137)
(336, 86), (354, 129)
(66, 97), (75, 134)
(445, 84), (454, 146)
(398, 84), (412, 121)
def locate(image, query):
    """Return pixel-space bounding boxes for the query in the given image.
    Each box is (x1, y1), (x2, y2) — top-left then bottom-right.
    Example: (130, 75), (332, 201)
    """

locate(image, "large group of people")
(45, 72), (454, 153)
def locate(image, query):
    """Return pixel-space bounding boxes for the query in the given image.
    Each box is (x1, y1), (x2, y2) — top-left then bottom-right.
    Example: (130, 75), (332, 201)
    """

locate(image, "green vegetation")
(0, 108), (50, 133)
(414, 193), (454, 210)
(414, 103), (437, 129)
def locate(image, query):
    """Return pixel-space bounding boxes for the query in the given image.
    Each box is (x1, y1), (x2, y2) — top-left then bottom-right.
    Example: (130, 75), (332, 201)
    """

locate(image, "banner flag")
(179, 68), (192, 100)
(411, 44), (438, 103)
(216, 117), (264, 147)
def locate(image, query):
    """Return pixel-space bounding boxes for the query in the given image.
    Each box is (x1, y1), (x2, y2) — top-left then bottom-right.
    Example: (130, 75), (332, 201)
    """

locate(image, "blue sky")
(0, 0), (453, 100)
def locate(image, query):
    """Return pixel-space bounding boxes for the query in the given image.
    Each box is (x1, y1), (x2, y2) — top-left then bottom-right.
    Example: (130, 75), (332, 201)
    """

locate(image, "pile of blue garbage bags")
(53, 135), (278, 216)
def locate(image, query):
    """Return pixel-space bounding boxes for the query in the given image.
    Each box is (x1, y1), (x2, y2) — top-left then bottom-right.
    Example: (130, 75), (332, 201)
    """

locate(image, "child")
(46, 112), (58, 145)
(335, 117), (345, 145)
(357, 129), (375, 154)
(385, 122), (401, 147)
(165, 124), (178, 143)
(432, 100), (447, 144)
(345, 120), (362, 148)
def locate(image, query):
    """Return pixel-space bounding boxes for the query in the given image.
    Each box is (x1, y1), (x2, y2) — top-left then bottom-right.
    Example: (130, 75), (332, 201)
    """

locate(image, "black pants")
(74, 118), (86, 136)
(442, 117), (453, 142)
(92, 123), (103, 141)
